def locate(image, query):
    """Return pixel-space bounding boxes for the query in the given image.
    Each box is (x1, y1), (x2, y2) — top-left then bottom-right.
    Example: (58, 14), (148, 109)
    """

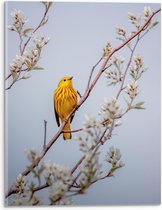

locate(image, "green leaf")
(134, 101), (145, 110)
(32, 66), (44, 70)
(23, 28), (34, 36)
(150, 20), (159, 29)
(41, 17), (48, 26)
(22, 75), (31, 79)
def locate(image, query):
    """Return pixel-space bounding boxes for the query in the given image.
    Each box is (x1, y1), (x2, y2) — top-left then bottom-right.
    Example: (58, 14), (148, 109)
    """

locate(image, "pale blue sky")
(5, 2), (161, 205)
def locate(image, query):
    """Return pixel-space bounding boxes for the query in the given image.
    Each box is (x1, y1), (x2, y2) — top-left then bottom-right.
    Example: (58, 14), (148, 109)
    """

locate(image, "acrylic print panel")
(5, 1), (161, 206)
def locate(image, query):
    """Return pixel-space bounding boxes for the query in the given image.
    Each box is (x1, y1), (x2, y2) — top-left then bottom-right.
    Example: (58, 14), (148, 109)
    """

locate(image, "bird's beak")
(69, 76), (73, 80)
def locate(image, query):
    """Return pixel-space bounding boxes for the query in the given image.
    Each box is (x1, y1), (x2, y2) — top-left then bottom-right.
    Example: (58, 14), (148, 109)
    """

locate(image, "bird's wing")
(70, 114), (75, 123)
(54, 100), (60, 127)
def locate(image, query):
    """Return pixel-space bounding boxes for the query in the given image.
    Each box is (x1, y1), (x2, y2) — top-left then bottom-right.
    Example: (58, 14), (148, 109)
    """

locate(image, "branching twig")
(5, 3), (52, 90)
(86, 56), (103, 91)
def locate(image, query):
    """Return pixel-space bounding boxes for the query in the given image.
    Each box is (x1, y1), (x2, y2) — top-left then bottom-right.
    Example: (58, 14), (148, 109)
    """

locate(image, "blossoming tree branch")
(5, 3), (160, 206)
(5, 2), (52, 90)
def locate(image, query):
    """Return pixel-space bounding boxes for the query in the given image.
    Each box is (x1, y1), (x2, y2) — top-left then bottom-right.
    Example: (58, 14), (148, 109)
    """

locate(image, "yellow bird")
(54, 76), (78, 140)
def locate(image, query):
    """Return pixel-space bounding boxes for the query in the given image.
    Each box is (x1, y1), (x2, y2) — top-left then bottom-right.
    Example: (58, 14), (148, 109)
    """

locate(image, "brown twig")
(43, 120), (47, 149)
(62, 128), (83, 133)
(86, 56), (103, 91)
(116, 35), (140, 99)
(5, 8), (161, 199)
(5, 68), (28, 81)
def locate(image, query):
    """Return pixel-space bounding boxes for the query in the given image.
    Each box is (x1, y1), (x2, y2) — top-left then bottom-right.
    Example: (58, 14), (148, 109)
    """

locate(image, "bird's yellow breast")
(54, 86), (77, 120)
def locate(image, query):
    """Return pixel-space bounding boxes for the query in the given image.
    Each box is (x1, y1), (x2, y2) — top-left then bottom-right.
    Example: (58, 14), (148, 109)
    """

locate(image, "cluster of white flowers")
(32, 34), (50, 48)
(125, 80), (139, 99)
(128, 12), (140, 29)
(130, 54), (147, 80)
(76, 115), (104, 152)
(10, 55), (25, 72)
(12, 190), (42, 206)
(42, 161), (72, 185)
(105, 55), (125, 86)
(99, 98), (122, 127)
(116, 27), (126, 36)
(110, 55), (125, 66)
(14, 174), (27, 194)
(79, 150), (102, 188)
(103, 42), (113, 57)
(76, 136), (89, 153)
(23, 48), (40, 69)
(105, 146), (125, 168)
(49, 180), (69, 202)
(8, 9), (27, 32)
(105, 68), (120, 86)
(83, 114), (97, 129)
(128, 7), (159, 32)
(41, 161), (72, 203)
(134, 54), (143, 68)
(55, 197), (73, 205)
(26, 149), (40, 163)
(143, 6), (153, 19)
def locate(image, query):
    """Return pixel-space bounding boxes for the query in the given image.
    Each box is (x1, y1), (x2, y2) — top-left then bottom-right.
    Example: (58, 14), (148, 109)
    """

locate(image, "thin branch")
(62, 128), (83, 133)
(5, 68), (28, 81)
(43, 120), (47, 149)
(5, 8), (161, 198)
(86, 56), (103, 91)
(115, 35), (140, 99)
(91, 172), (113, 185)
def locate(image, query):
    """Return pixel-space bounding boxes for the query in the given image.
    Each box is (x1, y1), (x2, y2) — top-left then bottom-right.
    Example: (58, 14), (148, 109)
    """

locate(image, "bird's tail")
(63, 119), (72, 140)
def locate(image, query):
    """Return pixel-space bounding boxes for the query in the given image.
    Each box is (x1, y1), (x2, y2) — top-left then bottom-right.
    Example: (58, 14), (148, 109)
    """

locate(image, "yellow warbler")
(54, 76), (78, 140)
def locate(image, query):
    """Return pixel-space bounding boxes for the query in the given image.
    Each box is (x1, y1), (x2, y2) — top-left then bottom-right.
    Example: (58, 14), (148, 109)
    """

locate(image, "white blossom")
(83, 115), (97, 129)
(49, 180), (68, 202)
(31, 33), (50, 48)
(134, 54), (143, 68)
(12, 191), (31, 206)
(105, 68), (120, 86)
(76, 136), (89, 153)
(106, 146), (124, 168)
(79, 151), (102, 187)
(24, 48), (40, 68)
(15, 174), (27, 193)
(10, 9), (27, 29)
(55, 197), (73, 205)
(42, 161), (72, 185)
(105, 55), (125, 86)
(10, 55), (25, 70)
(128, 12), (140, 29)
(103, 42), (113, 57)
(116, 27), (126, 36)
(26, 149), (40, 163)
(8, 25), (14, 31)
(143, 6), (152, 18)
(110, 55), (125, 66)
(125, 80), (139, 99)
(128, 12), (137, 24)
(100, 98), (121, 118)
(12, 190), (42, 206)
(99, 98), (122, 128)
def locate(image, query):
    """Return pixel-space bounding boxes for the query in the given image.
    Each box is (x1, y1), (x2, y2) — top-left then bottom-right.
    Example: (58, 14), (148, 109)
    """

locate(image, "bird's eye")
(64, 79), (66, 82)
